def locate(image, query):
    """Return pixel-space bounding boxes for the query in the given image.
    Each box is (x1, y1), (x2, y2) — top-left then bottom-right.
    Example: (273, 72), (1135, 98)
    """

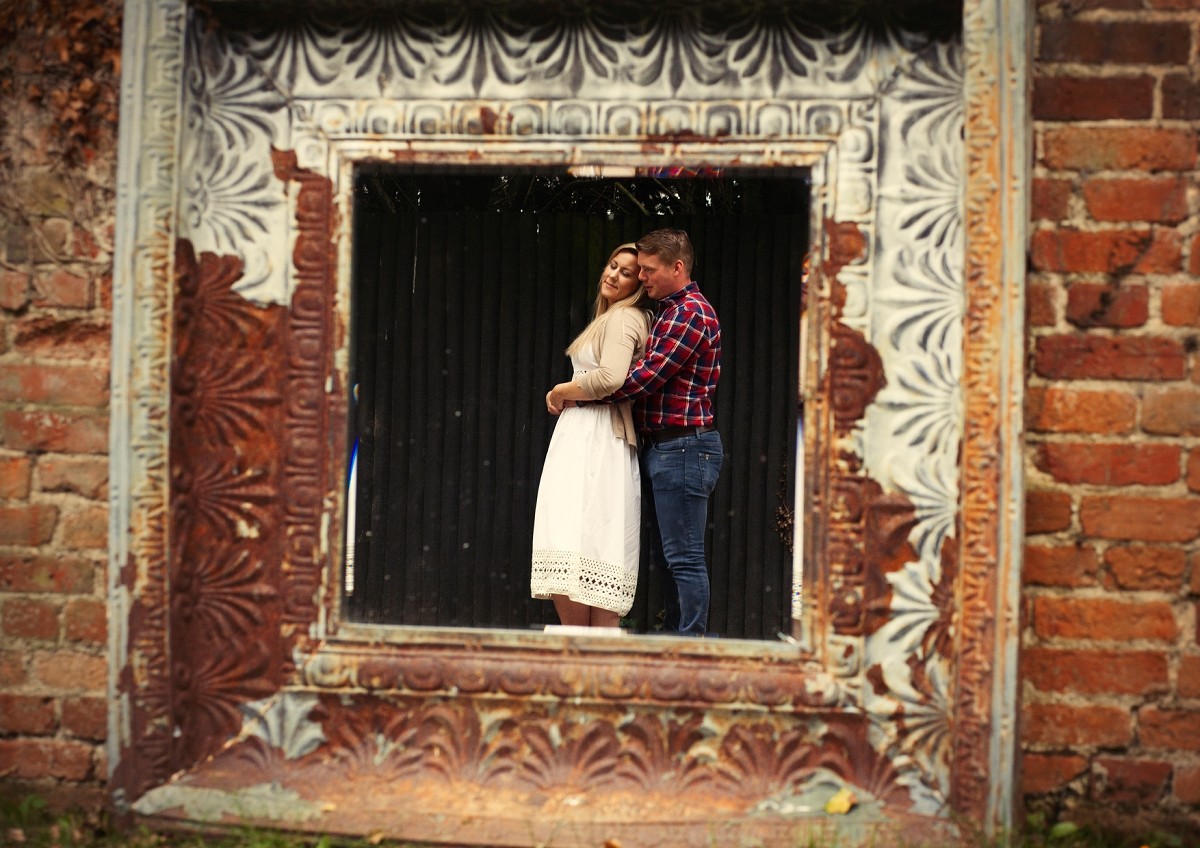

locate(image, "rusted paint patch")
(823, 219), (869, 301)
(170, 240), (288, 770)
(271, 148), (342, 662)
(133, 691), (953, 848)
(301, 648), (843, 711)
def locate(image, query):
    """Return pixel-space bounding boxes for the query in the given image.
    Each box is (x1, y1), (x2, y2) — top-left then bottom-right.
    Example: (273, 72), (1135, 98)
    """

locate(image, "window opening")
(345, 165), (810, 641)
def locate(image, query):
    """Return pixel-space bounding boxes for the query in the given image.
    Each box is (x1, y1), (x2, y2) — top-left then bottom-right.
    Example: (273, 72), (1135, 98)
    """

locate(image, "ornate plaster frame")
(108, 0), (1029, 841)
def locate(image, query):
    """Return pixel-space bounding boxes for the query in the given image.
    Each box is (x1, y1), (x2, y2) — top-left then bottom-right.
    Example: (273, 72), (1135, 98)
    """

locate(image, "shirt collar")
(658, 281), (697, 308)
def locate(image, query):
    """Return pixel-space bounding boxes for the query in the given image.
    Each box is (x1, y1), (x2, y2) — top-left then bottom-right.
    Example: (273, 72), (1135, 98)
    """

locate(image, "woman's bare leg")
(589, 607), (620, 628)
(552, 594), (590, 626)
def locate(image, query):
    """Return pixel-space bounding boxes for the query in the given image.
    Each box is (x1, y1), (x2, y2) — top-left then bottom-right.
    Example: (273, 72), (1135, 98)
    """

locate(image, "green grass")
(1, 793), (1194, 848)
(0, 793), (419, 848)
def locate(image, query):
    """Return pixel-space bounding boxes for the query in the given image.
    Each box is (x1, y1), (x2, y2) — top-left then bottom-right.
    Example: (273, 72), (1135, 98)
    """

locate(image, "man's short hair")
(636, 228), (694, 276)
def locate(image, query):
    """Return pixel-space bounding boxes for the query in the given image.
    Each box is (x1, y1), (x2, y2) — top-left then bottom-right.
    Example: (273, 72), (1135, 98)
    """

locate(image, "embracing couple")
(530, 228), (723, 637)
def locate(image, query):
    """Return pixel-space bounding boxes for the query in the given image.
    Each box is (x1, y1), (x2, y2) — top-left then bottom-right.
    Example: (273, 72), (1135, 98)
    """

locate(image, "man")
(567, 228), (723, 636)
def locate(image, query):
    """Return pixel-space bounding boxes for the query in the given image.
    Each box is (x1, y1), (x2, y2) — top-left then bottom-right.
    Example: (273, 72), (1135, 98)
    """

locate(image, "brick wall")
(0, 0), (117, 806)
(1026, 0), (1200, 829)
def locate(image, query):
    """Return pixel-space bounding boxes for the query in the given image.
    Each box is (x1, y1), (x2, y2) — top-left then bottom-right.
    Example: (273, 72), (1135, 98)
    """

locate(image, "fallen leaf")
(824, 786), (857, 815)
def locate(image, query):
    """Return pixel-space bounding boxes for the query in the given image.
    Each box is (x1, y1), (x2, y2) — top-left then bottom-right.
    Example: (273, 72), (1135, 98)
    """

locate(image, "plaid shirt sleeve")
(609, 303), (705, 401)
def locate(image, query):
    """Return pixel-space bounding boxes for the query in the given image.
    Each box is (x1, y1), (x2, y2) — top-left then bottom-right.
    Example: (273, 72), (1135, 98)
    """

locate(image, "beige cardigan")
(574, 306), (652, 447)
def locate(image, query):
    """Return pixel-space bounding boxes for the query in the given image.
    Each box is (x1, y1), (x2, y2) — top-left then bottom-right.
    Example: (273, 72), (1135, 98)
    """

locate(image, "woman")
(530, 243), (653, 628)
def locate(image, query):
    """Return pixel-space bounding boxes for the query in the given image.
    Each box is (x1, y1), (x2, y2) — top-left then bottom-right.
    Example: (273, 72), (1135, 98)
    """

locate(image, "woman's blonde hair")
(565, 243), (652, 357)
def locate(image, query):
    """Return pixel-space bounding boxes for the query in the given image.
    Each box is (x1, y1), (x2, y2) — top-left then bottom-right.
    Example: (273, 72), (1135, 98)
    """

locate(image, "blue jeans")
(642, 429), (723, 636)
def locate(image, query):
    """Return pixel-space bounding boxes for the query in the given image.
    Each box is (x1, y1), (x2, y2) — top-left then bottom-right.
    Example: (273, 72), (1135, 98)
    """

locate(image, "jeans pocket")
(697, 442), (723, 493)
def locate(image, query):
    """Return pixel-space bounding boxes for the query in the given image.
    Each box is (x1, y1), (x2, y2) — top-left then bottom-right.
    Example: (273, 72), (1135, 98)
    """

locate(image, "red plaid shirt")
(609, 282), (721, 432)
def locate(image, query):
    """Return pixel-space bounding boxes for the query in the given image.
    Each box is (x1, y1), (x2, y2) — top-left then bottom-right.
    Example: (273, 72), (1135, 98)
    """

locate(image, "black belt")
(644, 424), (714, 446)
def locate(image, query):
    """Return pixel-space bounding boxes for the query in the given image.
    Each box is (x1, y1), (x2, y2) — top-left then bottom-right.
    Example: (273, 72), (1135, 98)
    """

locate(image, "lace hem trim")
(530, 548), (636, 616)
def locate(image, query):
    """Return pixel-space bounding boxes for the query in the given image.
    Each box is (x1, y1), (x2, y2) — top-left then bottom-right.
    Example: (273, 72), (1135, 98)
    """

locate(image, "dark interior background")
(346, 166), (809, 640)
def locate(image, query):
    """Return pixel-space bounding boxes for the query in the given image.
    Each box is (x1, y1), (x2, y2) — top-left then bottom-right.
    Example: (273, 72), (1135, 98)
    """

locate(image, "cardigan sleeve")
(575, 307), (650, 400)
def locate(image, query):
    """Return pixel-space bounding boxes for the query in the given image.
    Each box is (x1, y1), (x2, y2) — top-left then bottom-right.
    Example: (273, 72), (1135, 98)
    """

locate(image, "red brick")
(1032, 178), (1072, 221)
(1103, 545), (1186, 592)
(1041, 127), (1197, 171)
(1035, 442), (1178, 486)
(1176, 764), (1200, 804)
(1082, 178), (1188, 225)
(1, 597), (59, 640)
(1031, 228), (1164, 274)
(1192, 551), (1200, 595)
(1188, 450), (1200, 494)
(0, 694), (56, 735)
(1180, 655), (1200, 699)
(1021, 753), (1088, 796)
(31, 650), (106, 693)
(0, 362), (110, 406)
(1138, 707), (1200, 750)
(0, 555), (95, 593)
(1026, 490), (1073, 534)
(1022, 647), (1169, 695)
(1024, 702), (1132, 747)
(1023, 544), (1099, 588)
(60, 696), (106, 741)
(37, 455), (108, 499)
(64, 597), (106, 645)
(59, 503), (107, 551)
(1065, 283), (1148, 329)
(0, 270), (29, 311)
(1, 410), (108, 453)
(0, 651), (27, 687)
(0, 738), (94, 781)
(11, 316), (111, 359)
(1143, 388), (1200, 435)
(1163, 281), (1200, 326)
(1081, 496), (1200, 543)
(1093, 757), (1171, 805)
(1027, 281), (1057, 327)
(97, 271), (112, 311)
(1032, 596), (1177, 642)
(1163, 73), (1200, 120)
(1039, 22), (1190, 65)
(1034, 336), (1185, 381)
(1034, 76), (1155, 121)
(32, 268), (90, 309)
(1138, 229), (1183, 273)
(0, 454), (33, 498)
(1026, 386), (1137, 434)
(0, 503), (59, 546)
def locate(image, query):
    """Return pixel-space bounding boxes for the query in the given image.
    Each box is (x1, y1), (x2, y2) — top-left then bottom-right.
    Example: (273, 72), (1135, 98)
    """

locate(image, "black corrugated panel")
(347, 170), (806, 639)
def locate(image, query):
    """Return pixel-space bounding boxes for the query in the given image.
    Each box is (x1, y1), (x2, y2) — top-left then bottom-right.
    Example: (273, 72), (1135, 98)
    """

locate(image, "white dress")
(530, 346), (641, 616)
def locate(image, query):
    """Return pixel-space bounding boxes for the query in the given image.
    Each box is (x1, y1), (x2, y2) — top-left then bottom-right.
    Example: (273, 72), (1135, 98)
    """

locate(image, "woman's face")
(600, 251), (640, 305)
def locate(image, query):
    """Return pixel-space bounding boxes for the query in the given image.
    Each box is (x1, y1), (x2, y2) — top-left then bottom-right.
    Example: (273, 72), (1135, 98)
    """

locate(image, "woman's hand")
(546, 381), (583, 415)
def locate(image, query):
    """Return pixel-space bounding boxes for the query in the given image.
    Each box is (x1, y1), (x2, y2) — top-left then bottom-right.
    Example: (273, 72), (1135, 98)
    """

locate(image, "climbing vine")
(0, 0), (122, 168)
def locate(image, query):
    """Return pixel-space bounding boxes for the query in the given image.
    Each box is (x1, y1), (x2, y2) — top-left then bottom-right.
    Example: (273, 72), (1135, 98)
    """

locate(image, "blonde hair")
(565, 243), (652, 358)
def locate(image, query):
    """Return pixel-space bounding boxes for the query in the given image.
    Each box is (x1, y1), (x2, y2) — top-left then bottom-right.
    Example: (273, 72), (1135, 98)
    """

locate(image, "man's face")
(637, 251), (682, 300)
